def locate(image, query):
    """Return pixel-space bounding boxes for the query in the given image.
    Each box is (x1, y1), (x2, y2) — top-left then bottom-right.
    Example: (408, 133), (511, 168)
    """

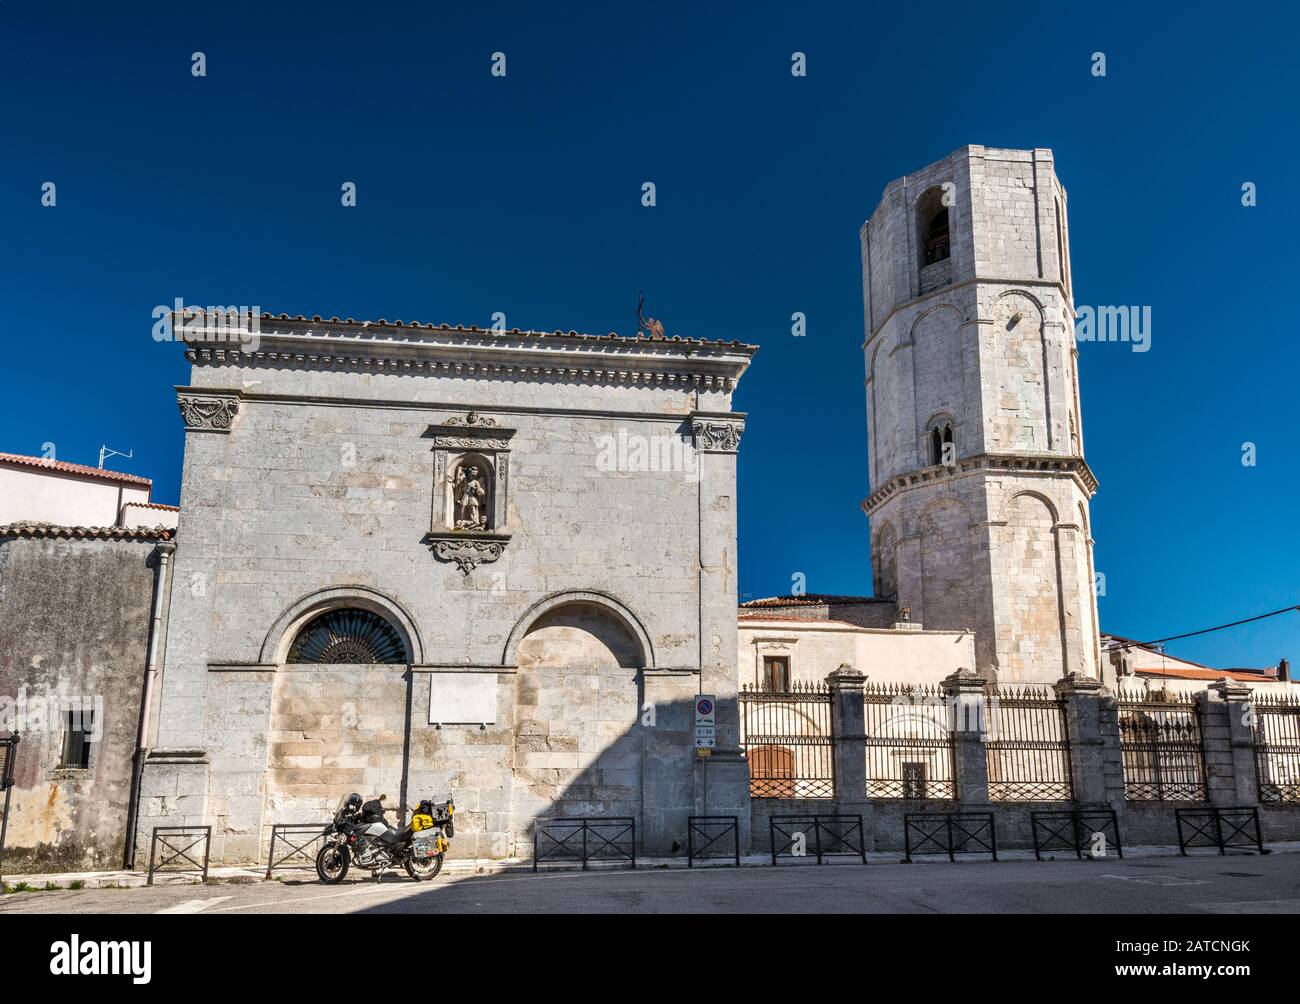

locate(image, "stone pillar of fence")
(1203, 680), (1259, 807)
(1053, 672), (1125, 808)
(826, 664), (874, 849)
(942, 668), (990, 804)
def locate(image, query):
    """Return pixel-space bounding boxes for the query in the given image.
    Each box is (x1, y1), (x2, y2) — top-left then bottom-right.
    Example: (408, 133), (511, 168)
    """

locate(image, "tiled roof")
(1137, 666), (1284, 683)
(190, 310), (758, 352)
(738, 612), (862, 627)
(740, 594), (892, 608)
(0, 452), (152, 487)
(0, 522), (174, 542)
(123, 501), (180, 511)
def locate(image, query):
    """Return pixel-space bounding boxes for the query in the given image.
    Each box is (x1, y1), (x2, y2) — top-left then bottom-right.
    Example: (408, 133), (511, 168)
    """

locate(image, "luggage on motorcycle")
(411, 812), (435, 832)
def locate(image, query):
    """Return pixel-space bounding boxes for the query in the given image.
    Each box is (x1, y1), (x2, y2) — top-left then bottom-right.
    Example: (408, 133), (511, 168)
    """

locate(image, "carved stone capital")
(177, 391), (241, 432)
(691, 413), (745, 453)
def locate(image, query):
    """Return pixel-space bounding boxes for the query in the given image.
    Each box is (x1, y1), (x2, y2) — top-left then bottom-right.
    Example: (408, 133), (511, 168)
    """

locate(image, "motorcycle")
(315, 792), (455, 884)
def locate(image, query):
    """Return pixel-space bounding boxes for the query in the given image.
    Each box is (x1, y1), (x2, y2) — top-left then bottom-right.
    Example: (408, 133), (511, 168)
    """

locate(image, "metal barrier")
(1175, 807), (1265, 856)
(1030, 809), (1124, 861)
(903, 812), (998, 862)
(265, 822), (332, 879)
(768, 814), (866, 865)
(687, 816), (739, 868)
(147, 825), (212, 885)
(0, 733), (18, 886)
(533, 817), (636, 872)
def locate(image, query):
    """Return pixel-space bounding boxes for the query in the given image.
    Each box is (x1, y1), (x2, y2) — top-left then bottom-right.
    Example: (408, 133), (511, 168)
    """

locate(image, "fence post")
(942, 669), (990, 804)
(826, 664), (874, 850)
(1207, 679), (1259, 807)
(1054, 672), (1124, 808)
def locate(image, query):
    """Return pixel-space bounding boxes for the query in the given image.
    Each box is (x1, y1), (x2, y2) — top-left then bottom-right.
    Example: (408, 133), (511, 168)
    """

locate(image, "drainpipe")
(123, 537), (175, 868)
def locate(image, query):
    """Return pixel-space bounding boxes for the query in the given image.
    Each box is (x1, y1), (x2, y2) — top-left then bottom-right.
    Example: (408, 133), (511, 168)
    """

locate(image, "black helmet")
(344, 792), (362, 811)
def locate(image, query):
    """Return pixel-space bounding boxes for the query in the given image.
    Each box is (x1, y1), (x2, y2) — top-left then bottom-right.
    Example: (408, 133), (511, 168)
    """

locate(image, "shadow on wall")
(252, 600), (711, 865)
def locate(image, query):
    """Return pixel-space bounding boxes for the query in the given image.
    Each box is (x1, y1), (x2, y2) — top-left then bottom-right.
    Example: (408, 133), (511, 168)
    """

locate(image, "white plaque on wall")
(429, 672), (498, 725)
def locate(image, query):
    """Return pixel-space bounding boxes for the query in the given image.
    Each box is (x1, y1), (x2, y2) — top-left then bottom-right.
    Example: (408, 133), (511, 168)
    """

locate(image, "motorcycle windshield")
(334, 795), (359, 823)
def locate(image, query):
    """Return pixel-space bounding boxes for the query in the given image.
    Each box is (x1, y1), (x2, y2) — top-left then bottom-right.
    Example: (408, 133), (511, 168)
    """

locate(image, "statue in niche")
(451, 463), (488, 530)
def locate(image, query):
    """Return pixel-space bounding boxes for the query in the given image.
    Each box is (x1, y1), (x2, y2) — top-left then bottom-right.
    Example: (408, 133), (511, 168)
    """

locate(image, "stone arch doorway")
(510, 598), (647, 844)
(262, 591), (417, 839)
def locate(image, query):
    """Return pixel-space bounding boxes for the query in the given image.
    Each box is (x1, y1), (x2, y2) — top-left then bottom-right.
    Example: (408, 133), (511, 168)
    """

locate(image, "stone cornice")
(862, 275), (1072, 347)
(183, 317), (756, 392)
(861, 452), (1099, 514)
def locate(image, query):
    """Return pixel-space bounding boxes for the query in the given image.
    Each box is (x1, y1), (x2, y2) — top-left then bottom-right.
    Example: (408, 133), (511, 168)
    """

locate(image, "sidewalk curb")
(5, 841), (1297, 892)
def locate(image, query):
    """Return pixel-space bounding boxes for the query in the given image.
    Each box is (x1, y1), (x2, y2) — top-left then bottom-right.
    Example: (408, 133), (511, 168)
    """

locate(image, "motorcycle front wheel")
(405, 852), (443, 881)
(316, 842), (350, 884)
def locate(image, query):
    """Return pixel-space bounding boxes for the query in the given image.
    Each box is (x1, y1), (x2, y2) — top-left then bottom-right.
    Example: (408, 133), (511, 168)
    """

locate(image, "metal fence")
(532, 817), (636, 871)
(687, 816), (740, 868)
(1253, 692), (1300, 804)
(265, 822), (332, 878)
(1175, 807), (1264, 855)
(0, 733), (18, 885)
(985, 687), (1074, 801)
(1117, 688), (1207, 801)
(147, 825), (212, 885)
(739, 683), (834, 799)
(862, 682), (955, 799)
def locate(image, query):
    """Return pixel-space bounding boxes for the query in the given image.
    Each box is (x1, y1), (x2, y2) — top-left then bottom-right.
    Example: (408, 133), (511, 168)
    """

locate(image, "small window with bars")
(59, 710), (95, 770)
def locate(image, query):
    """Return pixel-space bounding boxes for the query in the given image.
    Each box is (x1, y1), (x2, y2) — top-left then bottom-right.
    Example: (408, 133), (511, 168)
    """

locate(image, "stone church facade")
(9, 145), (1293, 873)
(136, 318), (755, 863)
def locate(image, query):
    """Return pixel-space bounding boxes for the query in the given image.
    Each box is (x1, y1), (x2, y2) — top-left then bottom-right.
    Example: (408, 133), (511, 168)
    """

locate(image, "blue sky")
(2, 1), (1297, 669)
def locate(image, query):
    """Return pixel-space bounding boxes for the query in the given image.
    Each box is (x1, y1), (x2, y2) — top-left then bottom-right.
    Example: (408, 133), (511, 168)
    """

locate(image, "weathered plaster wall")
(0, 535), (158, 872)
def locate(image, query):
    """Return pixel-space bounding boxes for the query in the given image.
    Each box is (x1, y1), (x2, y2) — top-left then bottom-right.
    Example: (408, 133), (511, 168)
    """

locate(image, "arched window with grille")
(287, 608), (409, 664)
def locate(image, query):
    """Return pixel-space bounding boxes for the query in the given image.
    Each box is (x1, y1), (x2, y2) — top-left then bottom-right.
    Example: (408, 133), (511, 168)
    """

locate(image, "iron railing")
(687, 816), (740, 868)
(985, 687), (1074, 801)
(147, 825), (212, 885)
(903, 812), (997, 863)
(264, 822), (332, 878)
(0, 733), (18, 885)
(1030, 809), (1124, 861)
(739, 683), (834, 799)
(1252, 692), (1300, 803)
(532, 817), (636, 871)
(768, 814), (866, 866)
(862, 682), (955, 799)
(1117, 688), (1207, 801)
(1175, 807), (1264, 856)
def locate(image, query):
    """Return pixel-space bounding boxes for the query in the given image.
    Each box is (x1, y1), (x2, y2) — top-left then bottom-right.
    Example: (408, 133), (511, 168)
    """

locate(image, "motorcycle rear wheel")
(316, 843), (350, 884)
(405, 852), (443, 881)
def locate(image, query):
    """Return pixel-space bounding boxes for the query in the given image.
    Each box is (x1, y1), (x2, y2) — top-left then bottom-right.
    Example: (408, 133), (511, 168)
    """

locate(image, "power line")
(1114, 604), (1300, 652)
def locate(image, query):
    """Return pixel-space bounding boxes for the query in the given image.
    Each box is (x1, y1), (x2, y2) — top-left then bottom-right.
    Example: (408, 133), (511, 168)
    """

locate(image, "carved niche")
(425, 412), (515, 574)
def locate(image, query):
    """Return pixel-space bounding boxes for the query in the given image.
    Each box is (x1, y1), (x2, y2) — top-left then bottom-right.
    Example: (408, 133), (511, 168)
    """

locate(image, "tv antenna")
(98, 444), (133, 469)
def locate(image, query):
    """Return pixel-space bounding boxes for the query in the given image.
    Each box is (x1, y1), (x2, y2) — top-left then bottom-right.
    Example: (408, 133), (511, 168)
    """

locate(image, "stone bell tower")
(860, 146), (1101, 683)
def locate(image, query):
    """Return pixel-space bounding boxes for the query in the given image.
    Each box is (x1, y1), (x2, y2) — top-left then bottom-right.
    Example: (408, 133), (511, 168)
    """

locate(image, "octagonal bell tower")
(860, 146), (1100, 683)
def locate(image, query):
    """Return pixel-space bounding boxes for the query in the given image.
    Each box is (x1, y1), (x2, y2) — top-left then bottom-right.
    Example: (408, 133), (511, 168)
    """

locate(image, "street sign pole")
(694, 696), (716, 818)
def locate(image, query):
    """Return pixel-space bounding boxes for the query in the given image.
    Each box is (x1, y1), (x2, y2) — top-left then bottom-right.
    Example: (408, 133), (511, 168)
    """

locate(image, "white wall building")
(0, 452), (178, 530)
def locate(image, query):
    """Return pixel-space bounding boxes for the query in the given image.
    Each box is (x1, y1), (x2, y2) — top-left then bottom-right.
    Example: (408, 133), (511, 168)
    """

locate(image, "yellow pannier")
(411, 813), (436, 832)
